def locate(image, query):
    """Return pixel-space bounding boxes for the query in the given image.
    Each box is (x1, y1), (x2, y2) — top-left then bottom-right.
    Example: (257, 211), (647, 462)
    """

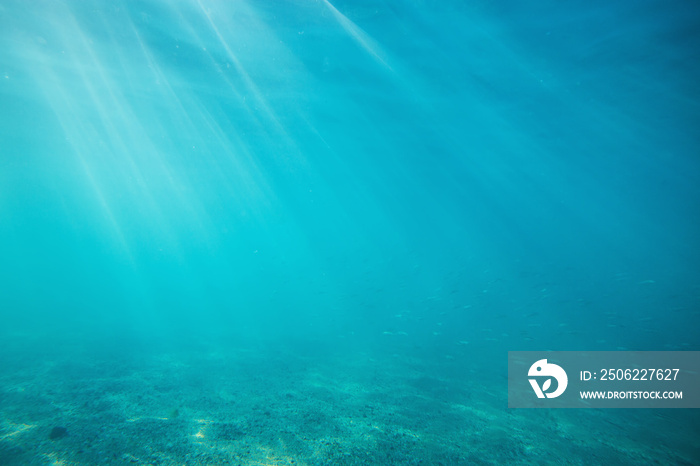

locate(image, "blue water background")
(1, 0), (699, 364)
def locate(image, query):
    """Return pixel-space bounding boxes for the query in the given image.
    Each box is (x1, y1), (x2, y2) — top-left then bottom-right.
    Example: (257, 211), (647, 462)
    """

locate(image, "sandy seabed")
(1, 332), (698, 465)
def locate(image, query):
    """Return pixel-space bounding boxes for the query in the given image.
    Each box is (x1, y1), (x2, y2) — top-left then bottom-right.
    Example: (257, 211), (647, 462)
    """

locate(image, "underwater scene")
(1, 0), (699, 464)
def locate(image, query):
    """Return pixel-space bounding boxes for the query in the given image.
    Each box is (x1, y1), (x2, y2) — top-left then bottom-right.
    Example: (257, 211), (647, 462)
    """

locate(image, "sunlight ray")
(321, 0), (393, 71)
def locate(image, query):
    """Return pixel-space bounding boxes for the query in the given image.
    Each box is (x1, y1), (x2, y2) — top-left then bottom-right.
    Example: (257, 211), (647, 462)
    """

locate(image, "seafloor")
(1, 331), (698, 466)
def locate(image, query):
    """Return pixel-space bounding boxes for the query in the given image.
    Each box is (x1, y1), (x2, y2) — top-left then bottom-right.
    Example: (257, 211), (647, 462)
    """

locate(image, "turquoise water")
(1, 0), (699, 464)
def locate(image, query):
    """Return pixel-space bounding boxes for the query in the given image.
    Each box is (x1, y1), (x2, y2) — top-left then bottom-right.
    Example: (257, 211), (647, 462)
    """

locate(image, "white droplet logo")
(528, 359), (568, 399)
